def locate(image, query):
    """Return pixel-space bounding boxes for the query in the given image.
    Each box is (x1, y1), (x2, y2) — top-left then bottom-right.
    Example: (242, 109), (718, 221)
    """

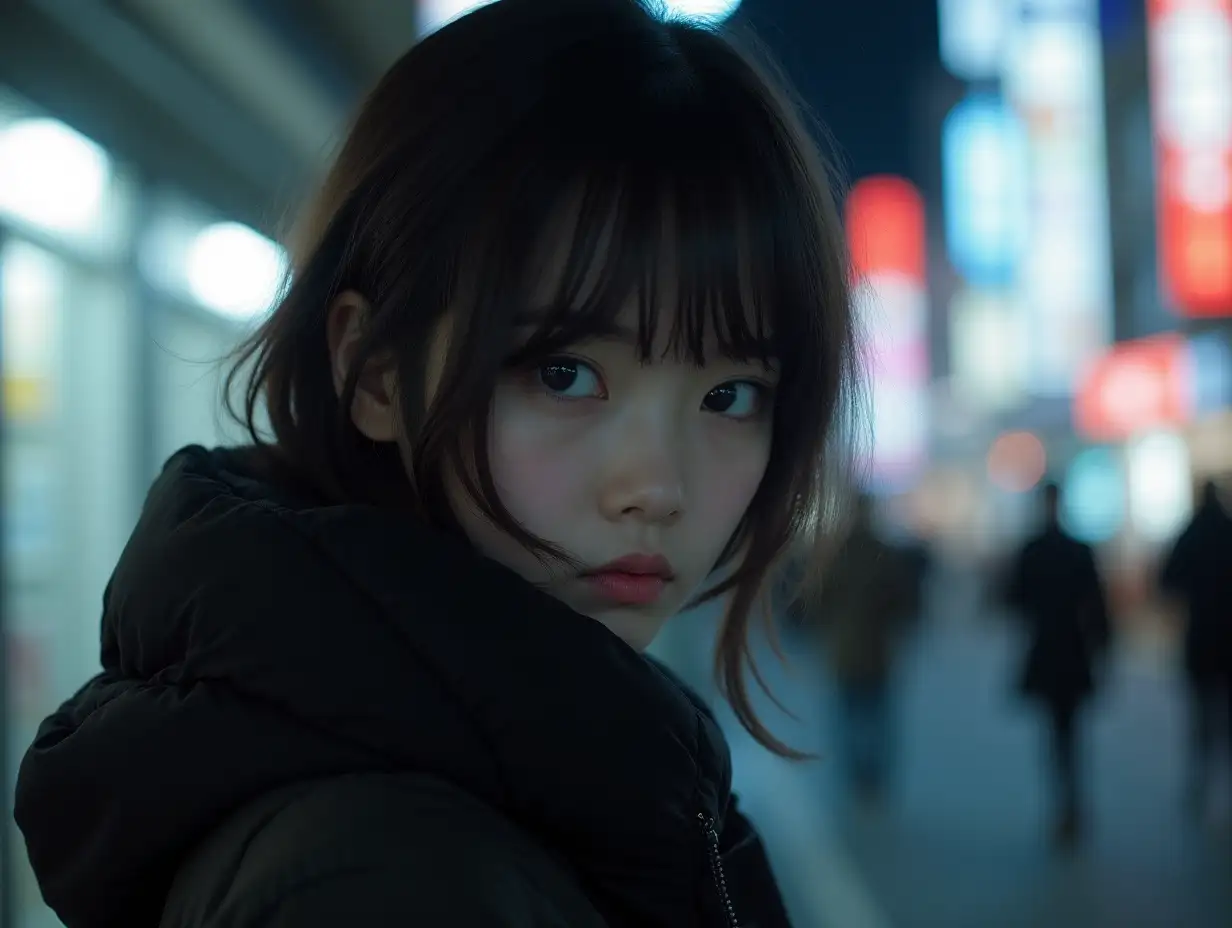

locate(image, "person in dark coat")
(1159, 478), (1232, 816)
(12, 1), (862, 925)
(1007, 481), (1111, 848)
(806, 495), (917, 805)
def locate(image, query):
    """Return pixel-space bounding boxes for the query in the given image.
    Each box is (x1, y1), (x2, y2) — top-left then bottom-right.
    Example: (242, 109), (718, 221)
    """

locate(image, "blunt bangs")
(474, 165), (785, 376)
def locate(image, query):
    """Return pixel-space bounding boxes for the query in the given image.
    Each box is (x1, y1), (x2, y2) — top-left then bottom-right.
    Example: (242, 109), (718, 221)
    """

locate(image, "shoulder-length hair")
(227, 0), (859, 756)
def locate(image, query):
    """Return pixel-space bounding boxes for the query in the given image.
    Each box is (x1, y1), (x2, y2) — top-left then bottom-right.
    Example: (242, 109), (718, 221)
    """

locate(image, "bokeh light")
(1127, 430), (1193, 542)
(987, 430), (1047, 493)
(186, 222), (288, 321)
(1061, 447), (1126, 543)
(0, 118), (110, 237)
(418, 0), (742, 34)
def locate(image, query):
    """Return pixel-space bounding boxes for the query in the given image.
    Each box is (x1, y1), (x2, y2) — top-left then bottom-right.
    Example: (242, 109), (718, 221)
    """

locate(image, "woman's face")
(332, 239), (775, 651)
(453, 304), (775, 649)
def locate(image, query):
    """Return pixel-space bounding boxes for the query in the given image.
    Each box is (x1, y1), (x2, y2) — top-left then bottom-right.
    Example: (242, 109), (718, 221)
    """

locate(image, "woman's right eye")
(535, 357), (606, 400)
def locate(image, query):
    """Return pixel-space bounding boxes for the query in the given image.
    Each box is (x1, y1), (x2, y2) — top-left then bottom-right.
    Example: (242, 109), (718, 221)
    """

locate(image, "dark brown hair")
(227, 0), (859, 756)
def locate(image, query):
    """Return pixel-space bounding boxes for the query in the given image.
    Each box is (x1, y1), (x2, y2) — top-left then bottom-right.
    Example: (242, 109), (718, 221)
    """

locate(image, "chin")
(591, 610), (667, 652)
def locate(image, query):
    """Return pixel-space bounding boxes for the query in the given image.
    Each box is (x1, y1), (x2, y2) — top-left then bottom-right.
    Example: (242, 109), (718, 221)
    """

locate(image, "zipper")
(698, 812), (740, 928)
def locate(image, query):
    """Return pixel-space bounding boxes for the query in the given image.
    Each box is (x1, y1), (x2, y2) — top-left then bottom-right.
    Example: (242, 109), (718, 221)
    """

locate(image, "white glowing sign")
(1154, 6), (1232, 150)
(1127, 431), (1193, 542)
(1003, 5), (1114, 397)
(949, 289), (1028, 411)
(938, 0), (1013, 81)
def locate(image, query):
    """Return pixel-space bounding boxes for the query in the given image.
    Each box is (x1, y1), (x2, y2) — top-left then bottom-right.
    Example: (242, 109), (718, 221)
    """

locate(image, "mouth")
(582, 554), (675, 607)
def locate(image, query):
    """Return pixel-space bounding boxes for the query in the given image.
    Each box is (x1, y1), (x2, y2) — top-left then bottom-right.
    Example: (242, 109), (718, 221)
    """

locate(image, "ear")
(326, 290), (398, 442)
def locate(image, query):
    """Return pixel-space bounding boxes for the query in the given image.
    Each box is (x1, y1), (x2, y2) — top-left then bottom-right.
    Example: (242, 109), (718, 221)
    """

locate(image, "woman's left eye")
(702, 381), (767, 420)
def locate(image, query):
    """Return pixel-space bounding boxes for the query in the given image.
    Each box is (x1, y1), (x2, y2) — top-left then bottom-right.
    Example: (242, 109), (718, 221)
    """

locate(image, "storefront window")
(0, 88), (139, 928)
(2, 241), (63, 429)
(2, 237), (71, 928)
(0, 83), (282, 928)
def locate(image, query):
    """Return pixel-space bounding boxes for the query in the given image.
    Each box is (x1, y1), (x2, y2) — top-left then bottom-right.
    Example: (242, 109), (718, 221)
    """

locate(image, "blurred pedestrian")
(805, 495), (918, 806)
(1159, 478), (1232, 818)
(10, 1), (866, 926)
(1006, 481), (1111, 849)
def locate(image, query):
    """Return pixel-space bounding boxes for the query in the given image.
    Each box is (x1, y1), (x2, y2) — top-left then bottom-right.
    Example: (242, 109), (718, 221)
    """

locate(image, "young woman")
(16, 1), (858, 925)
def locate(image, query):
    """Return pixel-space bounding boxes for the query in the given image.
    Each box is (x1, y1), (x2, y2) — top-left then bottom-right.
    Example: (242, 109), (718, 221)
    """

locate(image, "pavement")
(654, 574), (1232, 928)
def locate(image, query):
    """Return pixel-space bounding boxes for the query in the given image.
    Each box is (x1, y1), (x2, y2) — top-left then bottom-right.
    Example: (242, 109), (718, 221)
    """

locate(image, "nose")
(597, 423), (686, 526)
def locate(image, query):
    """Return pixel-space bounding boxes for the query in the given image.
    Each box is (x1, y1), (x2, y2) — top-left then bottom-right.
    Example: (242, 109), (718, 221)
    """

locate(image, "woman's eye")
(703, 381), (766, 420)
(536, 358), (605, 399)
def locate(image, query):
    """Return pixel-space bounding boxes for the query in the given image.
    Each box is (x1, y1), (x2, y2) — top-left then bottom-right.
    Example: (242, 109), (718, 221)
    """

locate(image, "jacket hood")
(15, 445), (731, 927)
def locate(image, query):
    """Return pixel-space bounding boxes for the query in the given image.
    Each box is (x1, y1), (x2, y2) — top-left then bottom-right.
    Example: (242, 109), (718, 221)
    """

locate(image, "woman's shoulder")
(161, 772), (606, 928)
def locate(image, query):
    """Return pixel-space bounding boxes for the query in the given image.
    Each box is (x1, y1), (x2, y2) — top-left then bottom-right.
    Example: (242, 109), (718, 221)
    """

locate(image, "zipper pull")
(698, 812), (740, 928)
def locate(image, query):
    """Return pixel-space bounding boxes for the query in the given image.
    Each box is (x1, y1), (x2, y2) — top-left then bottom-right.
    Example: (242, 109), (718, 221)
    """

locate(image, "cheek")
(488, 403), (589, 529)
(693, 430), (770, 535)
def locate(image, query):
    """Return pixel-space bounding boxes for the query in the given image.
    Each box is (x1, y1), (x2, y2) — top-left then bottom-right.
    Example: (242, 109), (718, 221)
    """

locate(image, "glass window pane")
(2, 237), (139, 928)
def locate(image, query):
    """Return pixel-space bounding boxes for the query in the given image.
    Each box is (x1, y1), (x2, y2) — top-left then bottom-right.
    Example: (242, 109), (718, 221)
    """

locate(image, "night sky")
(738, 0), (940, 181)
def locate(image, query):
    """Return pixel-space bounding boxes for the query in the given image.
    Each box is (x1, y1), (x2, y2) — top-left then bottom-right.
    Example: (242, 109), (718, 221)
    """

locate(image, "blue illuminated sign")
(1188, 331), (1232, 415)
(942, 95), (1030, 288)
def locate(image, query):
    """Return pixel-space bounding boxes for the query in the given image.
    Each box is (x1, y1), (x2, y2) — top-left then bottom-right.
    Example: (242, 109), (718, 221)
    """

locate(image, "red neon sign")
(1074, 334), (1191, 441)
(846, 175), (929, 485)
(846, 176), (927, 283)
(1149, 0), (1232, 317)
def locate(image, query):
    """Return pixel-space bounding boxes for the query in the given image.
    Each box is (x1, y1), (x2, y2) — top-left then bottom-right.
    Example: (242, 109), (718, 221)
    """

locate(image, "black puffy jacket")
(15, 446), (792, 927)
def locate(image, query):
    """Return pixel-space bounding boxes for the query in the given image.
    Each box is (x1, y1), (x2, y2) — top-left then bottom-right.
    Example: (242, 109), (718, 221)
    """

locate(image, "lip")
(583, 554), (675, 606)
(589, 554), (675, 579)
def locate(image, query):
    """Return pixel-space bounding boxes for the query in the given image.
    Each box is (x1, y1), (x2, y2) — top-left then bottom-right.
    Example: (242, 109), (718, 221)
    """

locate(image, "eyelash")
(528, 356), (773, 422)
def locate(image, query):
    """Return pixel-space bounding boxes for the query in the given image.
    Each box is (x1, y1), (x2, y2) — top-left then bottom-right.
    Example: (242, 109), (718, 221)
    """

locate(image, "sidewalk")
(656, 592), (1231, 928)
(825, 616), (1231, 928)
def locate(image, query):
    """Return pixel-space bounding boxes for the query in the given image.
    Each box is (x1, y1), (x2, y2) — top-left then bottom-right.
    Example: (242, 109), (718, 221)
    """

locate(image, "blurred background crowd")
(0, 0), (1230, 926)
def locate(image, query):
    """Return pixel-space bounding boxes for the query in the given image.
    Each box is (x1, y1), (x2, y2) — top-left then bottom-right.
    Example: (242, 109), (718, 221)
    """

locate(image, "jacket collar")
(17, 445), (731, 927)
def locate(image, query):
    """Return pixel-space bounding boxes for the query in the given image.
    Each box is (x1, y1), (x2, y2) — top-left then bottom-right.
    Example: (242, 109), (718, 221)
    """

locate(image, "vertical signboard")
(1148, 0), (1232, 317)
(1004, 1), (1115, 396)
(847, 176), (930, 487)
(949, 290), (1029, 411)
(938, 0), (1014, 81)
(942, 95), (1031, 288)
